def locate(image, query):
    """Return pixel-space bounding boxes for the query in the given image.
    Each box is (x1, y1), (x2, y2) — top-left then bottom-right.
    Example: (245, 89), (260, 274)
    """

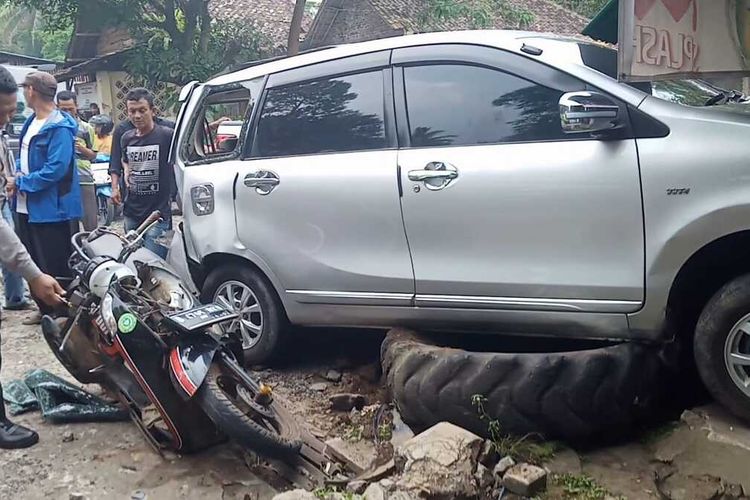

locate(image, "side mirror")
(559, 91), (621, 134)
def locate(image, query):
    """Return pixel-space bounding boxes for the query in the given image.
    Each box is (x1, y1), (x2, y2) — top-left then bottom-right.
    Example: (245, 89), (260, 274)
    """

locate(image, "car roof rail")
(210, 45), (340, 80)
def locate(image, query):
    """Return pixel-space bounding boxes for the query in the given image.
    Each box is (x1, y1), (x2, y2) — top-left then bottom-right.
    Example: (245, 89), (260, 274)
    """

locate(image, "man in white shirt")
(7, 72), (81, 325)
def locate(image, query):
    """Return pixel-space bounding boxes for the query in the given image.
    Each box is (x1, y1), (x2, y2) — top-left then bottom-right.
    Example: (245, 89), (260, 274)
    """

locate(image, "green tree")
(38, 26), (73, 61)
(0, 0), (264, 84)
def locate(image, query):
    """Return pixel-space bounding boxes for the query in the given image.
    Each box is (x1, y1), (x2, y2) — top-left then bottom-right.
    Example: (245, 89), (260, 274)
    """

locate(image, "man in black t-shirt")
(110, 88), (173, 258)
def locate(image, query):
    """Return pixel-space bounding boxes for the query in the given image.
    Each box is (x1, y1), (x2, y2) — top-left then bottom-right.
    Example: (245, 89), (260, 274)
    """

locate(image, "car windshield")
(13, 88), (31, 123)
(572, 41), (732, 107)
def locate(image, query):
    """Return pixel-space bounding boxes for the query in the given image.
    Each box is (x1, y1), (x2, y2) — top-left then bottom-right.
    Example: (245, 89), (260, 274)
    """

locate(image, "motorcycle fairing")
(169, 333), (219, 398)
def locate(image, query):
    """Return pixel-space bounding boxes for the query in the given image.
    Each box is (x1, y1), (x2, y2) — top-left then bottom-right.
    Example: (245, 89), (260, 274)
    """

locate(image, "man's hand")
(5, 175), (15, 197)
(209, 117), (231, 131)
(111, 185), (122, 205)
(28, 273), (65, 307)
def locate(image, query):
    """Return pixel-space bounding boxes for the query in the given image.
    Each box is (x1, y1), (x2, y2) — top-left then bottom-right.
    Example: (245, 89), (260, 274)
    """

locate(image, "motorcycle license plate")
(164, 303), (238, 333)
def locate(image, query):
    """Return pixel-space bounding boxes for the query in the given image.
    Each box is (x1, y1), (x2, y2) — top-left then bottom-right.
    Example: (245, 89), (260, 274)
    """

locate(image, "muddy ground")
(2, 302), (750, 499)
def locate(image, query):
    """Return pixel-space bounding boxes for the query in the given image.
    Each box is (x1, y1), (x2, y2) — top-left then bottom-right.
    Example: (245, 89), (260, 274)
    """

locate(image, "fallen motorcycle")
(41, 211), (302, 458)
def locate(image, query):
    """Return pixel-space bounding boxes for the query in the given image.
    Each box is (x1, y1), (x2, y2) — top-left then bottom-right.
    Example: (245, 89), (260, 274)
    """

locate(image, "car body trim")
(287, 290), (640, 312)
(416, 294), (641, 312)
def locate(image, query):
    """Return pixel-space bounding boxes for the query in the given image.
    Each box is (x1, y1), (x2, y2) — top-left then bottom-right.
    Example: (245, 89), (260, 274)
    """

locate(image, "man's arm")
(76, 142), (97, 161)
(111, 130), (130, 205)
(0, 213), (40, 282)
(16, 128), (74, 193)
(77, 127), (97, 161)
(0, 216), (65, 306)
(108, 122), (127, 177)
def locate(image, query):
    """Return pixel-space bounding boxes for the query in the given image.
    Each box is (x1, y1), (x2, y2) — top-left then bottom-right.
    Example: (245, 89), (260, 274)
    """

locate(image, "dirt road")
(3, 298), (750, 500)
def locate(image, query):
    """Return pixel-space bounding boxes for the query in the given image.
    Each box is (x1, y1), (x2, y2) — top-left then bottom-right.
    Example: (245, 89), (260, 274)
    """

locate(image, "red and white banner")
(619, 0), (750, 81)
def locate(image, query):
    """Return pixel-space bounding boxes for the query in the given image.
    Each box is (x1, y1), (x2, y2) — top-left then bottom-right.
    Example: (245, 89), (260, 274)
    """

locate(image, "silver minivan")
(170, 29), (750, 422)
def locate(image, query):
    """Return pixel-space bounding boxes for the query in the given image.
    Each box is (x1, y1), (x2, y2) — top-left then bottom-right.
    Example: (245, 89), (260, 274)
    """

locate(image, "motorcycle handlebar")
(135, 211), (162, 235)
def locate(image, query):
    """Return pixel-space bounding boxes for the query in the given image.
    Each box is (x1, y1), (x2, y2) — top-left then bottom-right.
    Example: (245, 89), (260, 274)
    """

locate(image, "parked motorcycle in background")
(42, 212), (302, 457)
(92, 153), (116, 227)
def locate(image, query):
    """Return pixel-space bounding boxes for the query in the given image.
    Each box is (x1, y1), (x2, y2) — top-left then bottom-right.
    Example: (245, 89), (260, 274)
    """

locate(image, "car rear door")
(393, 44), (645, 313)
(234, 51), (415, 306)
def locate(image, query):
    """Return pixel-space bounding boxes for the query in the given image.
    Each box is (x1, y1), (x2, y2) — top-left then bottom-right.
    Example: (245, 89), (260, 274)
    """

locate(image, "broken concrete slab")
(363, 483), (387, 500)
(356, 459), (395, 483)
(474, 463), (495, 490)
(494, 456), (516, 477)
(652, 406), (750, 492)
(691, 405), (750, 453)
(310, 383), (328, 392)
(502, 463), (547, 497)
(655, 473), (723, 500)
(394, 422), (483, 498)
(325, 437), (377, 475)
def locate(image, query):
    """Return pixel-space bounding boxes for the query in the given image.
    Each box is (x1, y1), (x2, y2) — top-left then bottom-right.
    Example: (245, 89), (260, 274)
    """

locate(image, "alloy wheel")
(214, 280), (264, 350)
(724, 313), (750, 398)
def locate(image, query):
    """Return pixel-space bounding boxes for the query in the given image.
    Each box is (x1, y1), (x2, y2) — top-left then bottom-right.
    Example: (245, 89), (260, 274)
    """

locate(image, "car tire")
(381, 329), (663, 441)
(695, 274), (750, 420)
(201, 264), (286, 366)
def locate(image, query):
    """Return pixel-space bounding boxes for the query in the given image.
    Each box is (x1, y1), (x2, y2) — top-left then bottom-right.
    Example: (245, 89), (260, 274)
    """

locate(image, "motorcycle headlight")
(100, 293), (117, 335)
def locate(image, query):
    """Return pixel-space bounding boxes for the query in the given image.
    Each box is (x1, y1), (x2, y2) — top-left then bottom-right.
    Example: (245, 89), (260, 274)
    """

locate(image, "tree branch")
(287, 0), (305, 56)
(198, 0), (210, 54)
(163, 0), (178, 42)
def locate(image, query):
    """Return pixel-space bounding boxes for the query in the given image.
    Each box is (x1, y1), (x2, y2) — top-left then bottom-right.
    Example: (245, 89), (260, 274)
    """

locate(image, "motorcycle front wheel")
(196, 356), (302, 458)
(96, 194), (115, 227)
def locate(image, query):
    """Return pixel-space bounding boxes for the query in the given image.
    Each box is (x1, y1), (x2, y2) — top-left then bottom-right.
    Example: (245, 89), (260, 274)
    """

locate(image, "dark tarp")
(3, 369), (129, 423)
(582, 0), (619, 44)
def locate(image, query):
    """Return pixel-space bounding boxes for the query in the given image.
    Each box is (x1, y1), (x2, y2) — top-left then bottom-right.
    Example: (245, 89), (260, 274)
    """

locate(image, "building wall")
(309, 0), (403, 47)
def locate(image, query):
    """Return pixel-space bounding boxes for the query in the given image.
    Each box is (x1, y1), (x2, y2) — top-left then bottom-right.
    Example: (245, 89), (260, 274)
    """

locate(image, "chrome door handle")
(407, 161), (458, 191)
(244, 170), (279, 195)
(407, 170), (458, 181)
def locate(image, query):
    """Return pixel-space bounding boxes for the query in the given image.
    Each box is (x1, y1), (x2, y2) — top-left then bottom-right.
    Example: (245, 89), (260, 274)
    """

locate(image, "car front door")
(393, 45), (645, 314)
(235, 55), (414, 307)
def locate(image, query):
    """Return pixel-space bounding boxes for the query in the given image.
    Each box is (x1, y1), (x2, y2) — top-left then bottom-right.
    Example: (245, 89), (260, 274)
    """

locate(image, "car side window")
(184, 78), (263, 164)
(253, 70), (387, 158)
(403, 64), (574, 147)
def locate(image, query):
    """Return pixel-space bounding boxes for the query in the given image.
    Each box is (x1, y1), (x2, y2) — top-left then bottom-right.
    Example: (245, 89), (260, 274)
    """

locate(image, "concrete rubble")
(393, 421), (483, 498)
(502, 463), (548, 497)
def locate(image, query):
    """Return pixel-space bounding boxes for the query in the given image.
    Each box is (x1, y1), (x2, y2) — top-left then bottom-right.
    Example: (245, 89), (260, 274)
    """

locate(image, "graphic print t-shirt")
(120, 124), (174, 222)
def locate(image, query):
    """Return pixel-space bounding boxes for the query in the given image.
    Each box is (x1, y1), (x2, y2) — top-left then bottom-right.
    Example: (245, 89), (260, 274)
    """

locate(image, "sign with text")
(75, 82), (98, 107)
(619, 0), (750, 81)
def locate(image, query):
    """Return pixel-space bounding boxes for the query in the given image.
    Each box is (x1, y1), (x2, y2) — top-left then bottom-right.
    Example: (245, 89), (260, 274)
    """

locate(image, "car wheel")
(695, 274), (750, 420)
(201, 264), (286, 366)
(382, 328), (664, 441)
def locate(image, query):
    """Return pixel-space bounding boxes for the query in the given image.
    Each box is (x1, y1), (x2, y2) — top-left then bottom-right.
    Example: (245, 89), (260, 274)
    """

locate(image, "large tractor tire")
(382, 329), (664, 441)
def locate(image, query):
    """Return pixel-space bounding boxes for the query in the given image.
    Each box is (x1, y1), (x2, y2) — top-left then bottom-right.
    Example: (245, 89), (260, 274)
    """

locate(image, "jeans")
(124, 216), (171, 259)
(1, 204), (28, 307)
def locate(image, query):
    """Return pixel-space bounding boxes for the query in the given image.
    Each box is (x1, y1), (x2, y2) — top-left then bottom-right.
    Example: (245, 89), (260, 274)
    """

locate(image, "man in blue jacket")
(7, 72), (81, 324)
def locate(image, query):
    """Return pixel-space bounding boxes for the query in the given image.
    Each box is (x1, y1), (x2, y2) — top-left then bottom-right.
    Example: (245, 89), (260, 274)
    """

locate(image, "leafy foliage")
(421, 0), (535, 30)
(550, 0), (610, 18)
(0, 5), (71, 62)
(554, 473), (625, 500)
(0, 0), (265, 84)
(471, 394), (558, 464)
